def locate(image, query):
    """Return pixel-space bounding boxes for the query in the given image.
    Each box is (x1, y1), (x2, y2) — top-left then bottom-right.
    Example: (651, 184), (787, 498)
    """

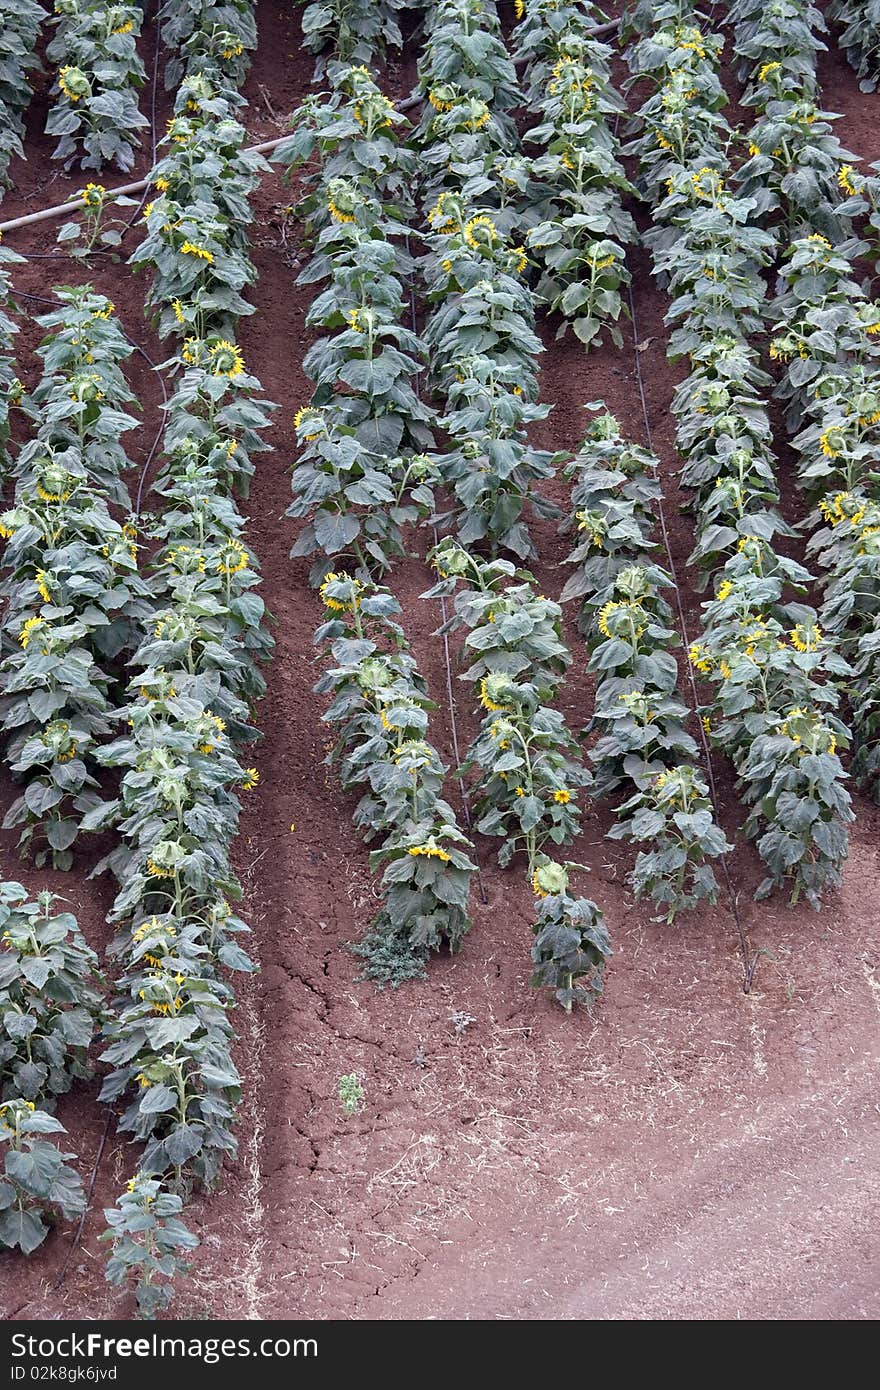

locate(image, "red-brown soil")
(0, 1), (878, 1321)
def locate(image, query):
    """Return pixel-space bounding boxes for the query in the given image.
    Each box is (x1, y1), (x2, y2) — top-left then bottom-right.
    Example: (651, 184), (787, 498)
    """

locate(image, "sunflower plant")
(299, 205), (432, 455)
(463, 677), (591, 870)
(586, 565), (699, 792)
(689, 548), (854, 904)
(297, 0), (409, 67)
(517, 27), (636, 349)
(560, 410), (663, 627)
(626, 0), (790, 616)
(314, 573), (476, 983)
(290, 411), (439, 586)
(276, 62), (414, 211)
(0, 885), (103, 1105)
(735, 57), (859, 239)
(830, 0), (880, 90)
(46, 1), (148, 172)
(0, 1100), (84, 1254)
(529, 857), (611, 1012)
(424, 541), (570, 694)
(424, 546), (589, 875)
(609, 765), (732, 922)
(0, 0), (45, 191)
(56, 182), (138, 259)
(421, 198), (561, 558)
(101, 1173), (199, 1320)
(416, 0), (522, 118)
(159, 0), (257, 94)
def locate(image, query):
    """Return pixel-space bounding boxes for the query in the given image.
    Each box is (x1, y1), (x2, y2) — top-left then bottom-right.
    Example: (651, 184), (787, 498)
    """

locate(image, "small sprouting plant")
(449, 1010), (476, 1035)
(337, 1072), (365, 1116)
(101, 1173), (199, 1320)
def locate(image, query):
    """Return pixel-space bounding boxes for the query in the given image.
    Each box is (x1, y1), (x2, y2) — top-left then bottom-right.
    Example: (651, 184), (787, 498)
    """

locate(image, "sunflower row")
(134, 74), (267, 344)
(414, 9), (556, 557)
(399, 2), (609, 989)
(91, 52), (274, 1314)
(561, 411), (732, 924)
(511, 0), (635, 349)
(729, 0), (880, 801)
(280, 53), (480, 985)
(625, 6), (786, 579)
(297, 0), (411, 69)
(731, 0), (859, 242)
(87, 336), (273, 1312)
(829, 0), (880, 92)
(90, 401), (267, 1311)
(420, 194), (557, 560)
(770, 236), (880, 798)
(626, 2), (854, 907)
(281, 65), (437, 584)
(0, 884), (101, 1254)
(314, 572), (476, 985)
(0, 241), (23, 466)
(0, 287), (148, 870)
(159, 0), (257, 95)
(423, 540), (611, 1010)
(46, 0), (147, 174)
(0, 301), (214, 1282)
(0, 0), (44, 196)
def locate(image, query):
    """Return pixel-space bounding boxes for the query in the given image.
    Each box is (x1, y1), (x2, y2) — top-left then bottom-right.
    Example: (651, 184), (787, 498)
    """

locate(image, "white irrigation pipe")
(0, 137), (291, 234)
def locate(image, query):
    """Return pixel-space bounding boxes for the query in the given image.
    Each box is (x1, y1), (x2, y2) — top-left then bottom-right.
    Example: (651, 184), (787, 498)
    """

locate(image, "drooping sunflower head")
(430, 539), (472, 580)
(58, 66), (90, 102)
(34, 459), (74, 504)
(427, 190), (464, 234)
(18, 616), (44, 650)
(293, 405), (326, 441)
(614, 565), (651, 605)
(352, 90), (395, 133)
(819, 426), (846, 459)
(208, 339), (245, 379)
(789, 622), (823, 654)
(166, 115), (192, 146)
(42, 719), (78, 764)
(81, 182), (105, 209)
(531, 859), (569, 900)
(320, 571), (363, 614)
(216, 538), (249, 575)
(67, 370), (104, 404)
(464, 214), (499, 253)
(690, 166), (725, 204)
(479, 674), (515, 713)
(407, 839), (451, 863)
(326, 177), (362, 225)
